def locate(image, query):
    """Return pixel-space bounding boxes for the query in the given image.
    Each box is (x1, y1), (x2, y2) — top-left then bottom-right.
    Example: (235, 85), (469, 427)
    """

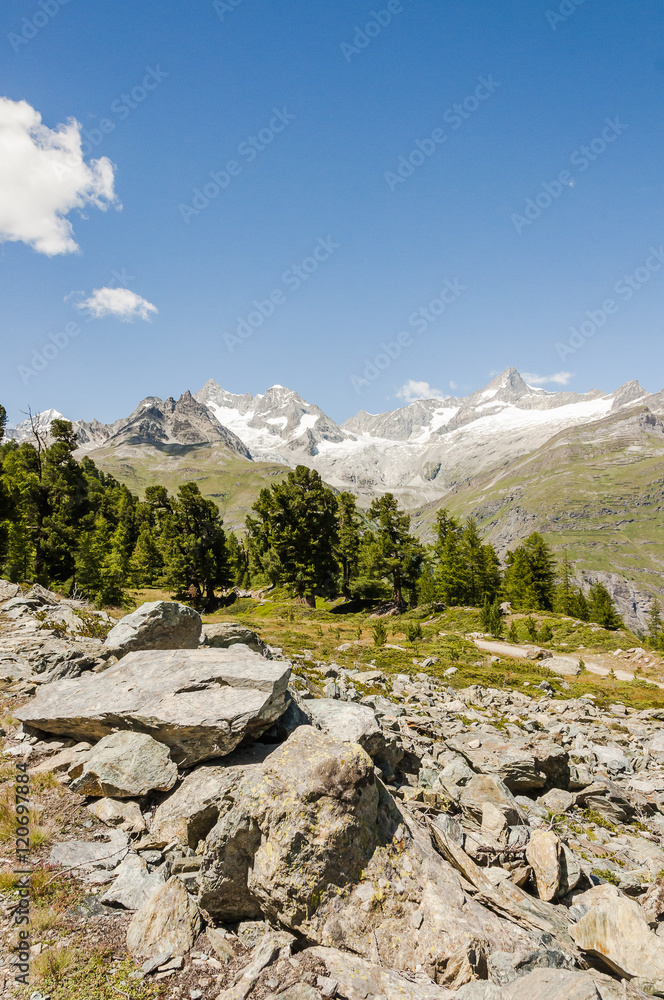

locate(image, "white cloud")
(0, 97), (118, 255)
(396, 380), (448, 403)
(76, 287), (157, 322)
(449, 380), (458, 390)
(522, 371), (573, 386)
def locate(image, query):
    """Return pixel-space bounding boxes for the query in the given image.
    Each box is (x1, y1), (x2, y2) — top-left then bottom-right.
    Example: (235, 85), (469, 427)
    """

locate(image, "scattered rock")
(87, 797), (147, 833)
(460, 774), (524, 826)
(202, 622), (268, 655)
(49, 830), (128, 871)
(571, 888), (664, 989)
(100, 853), (165, 910)
(308, 945), (454, 1000)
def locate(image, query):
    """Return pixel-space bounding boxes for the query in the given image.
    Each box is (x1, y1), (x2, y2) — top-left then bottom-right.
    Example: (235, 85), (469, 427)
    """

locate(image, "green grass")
(128, 587), (664, 709)
(88, 441), (288, 533)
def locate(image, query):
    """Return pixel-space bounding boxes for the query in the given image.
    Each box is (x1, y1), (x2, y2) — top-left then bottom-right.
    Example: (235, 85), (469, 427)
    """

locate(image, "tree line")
(0, 411), (624, 629)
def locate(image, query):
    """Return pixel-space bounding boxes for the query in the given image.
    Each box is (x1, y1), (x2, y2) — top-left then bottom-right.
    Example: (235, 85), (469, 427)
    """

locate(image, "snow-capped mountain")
(5, 408), (65, 445)
(194, 381), (347, 463)
(6, 369), (662, 505)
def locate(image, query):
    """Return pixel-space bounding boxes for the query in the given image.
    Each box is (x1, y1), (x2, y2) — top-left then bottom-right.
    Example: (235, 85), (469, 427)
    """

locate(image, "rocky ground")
(3, 589), (664, 999)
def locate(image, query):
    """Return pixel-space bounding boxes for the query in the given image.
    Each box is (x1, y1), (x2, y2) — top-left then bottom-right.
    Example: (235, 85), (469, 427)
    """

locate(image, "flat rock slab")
(49, 830), (128, 871)
(308, 945), (455, 1000)
(69, 731), (178, 798)
(16, 647), (292, 766)
(498, 968), (600, 1000)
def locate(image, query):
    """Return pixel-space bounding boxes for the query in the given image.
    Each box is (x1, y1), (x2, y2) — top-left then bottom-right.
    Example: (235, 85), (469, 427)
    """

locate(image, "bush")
(372, 621), (387, 646)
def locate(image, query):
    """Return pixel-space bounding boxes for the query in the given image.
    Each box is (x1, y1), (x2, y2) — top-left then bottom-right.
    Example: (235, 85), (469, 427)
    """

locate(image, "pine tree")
(129, 524), (163, 586)
(554, 553), (575, 615)
(432, 510), (464, 604)
(523, 532), (556, 610)
(647, 599), (663, 650)
(587, 582), (623, 630)
(336, 492), (361, 597)
(503, 547), (539, 609)
(246, 466), (339, 605)
(365, 494), (424, 607)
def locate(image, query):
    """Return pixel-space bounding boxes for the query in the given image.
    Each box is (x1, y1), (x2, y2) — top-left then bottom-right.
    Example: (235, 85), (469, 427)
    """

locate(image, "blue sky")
(1, 0), (663, 426)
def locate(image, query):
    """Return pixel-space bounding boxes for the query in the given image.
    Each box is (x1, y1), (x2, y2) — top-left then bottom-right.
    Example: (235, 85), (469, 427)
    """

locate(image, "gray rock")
(143, 749), (271, 849)
(197, 726), (398, 927)
(488, 947), (576, 987)
(498, 968), (600, 999)
(300, 698), (387, 761)
(0, 579), (20, 603)
(104, 601), (202, 658)
(16, 647), (292, 766)
(570, 888), (664, 989)
(526, 830), (562, 902)
(69, 731), (178, 798)
(49, 830), (128, 871)
(537, 788), (575, 815)
(101, 853), (165, 910)
(202, 623), (268, 655)
(87, 797), (147, 833)
(460, 774), (524, 826)
(307, 945), (455, 1000)
(126, 875), (201, 960)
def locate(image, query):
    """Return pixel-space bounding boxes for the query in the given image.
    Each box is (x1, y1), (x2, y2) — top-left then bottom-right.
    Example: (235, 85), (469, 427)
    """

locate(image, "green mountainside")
(413, 406), (664, 606)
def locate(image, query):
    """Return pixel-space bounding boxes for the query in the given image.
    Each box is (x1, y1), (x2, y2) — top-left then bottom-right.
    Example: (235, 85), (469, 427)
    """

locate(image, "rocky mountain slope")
(4, 588), (664, 999)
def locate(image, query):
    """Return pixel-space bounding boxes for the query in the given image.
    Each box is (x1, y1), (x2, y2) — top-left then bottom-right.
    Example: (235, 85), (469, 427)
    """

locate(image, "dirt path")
(472, 638), (664, 690)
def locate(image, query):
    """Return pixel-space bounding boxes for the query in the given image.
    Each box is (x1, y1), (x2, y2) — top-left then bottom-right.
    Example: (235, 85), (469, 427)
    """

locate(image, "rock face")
(126, 875), (201, 960)
(16, 648), (292, 766)
(197, 726), (398, 928)
(69, 731), (178, 798)
(104, 601), (202, 658)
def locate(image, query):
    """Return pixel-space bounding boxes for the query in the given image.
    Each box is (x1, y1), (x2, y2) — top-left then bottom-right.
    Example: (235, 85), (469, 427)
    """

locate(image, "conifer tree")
(647, 599), (663, 650)
(336, 491), (361, 597)
(365, 494), (424, 606)
(246, 465), (339, 605)
(587, 581), (623, 630)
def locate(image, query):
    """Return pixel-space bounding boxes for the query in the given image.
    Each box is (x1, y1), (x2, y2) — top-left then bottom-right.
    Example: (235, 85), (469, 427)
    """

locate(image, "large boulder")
(16, 647), (291, 766)
(197, 726), (398, 928)
(196, 728), (539, 990)
(69, 731), (178, 798)
(104, 601), (202, 658)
